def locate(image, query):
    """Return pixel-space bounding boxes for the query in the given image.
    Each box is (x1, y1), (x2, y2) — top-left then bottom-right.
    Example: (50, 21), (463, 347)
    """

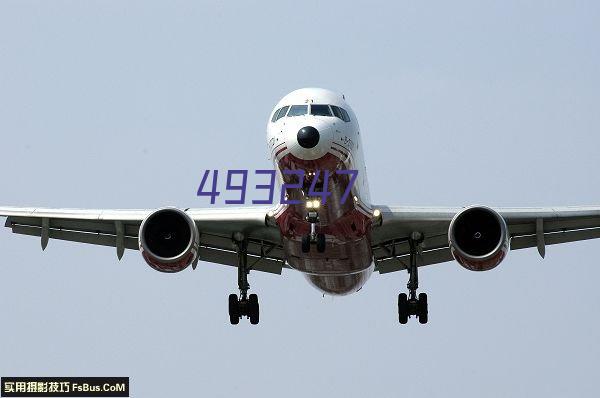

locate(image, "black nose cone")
(297, 126), (320, 149)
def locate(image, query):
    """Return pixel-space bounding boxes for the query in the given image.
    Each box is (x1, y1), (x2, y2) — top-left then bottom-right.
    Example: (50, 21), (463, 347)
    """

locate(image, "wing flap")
(506, 215), (600, 236)
(6, 216), (140, 236)
(510, 227), (600, 250)
(199, 233), (285, 261)
(372, 233), (448, 262)
(10, 224), (139, 250)
(376, 248), (453, 274)
(198, 244), (285, 275)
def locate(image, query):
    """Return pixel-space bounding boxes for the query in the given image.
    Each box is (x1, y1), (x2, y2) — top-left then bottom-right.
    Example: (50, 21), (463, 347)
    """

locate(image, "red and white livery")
(3, 87), (600, 325)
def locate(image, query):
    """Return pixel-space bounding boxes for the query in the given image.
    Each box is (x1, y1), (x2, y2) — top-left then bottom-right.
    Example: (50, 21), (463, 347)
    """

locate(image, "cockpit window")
(273, 104), (350, 122)
(331, 105), (351, 122)
(310, 104), (332, 117)
(271, 108), (281, 122)
(331, 105), (343, 120)
(288, 105), (308, 117)
(275, 106), (289, 121)
(339, 107), (351, 122)
(271, 106), (289, 122)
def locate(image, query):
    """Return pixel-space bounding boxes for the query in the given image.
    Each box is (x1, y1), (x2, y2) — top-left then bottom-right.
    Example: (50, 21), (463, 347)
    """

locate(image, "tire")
(249, 294), (260, 325)
(316, 233), (326, 253)
(418, 293), (428, 324)
(228, 294), (240, 325)
(398, 293), (408, 324)
(301, 235), (310, 253)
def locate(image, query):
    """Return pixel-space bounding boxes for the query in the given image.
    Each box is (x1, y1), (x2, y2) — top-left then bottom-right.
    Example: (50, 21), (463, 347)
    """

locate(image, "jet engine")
(448, 206), (509, 271)
(139, 208), (199, 273)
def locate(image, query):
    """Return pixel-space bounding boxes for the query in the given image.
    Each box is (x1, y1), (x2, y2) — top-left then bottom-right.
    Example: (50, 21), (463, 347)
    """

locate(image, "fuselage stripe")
(274, 146), (288, 159)
(330, 146), (349, 159)
(332, 141), (352, 154)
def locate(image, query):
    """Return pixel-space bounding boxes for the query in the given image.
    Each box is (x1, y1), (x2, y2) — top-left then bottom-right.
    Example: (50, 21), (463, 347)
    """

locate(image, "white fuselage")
(266, 88), (375, 295)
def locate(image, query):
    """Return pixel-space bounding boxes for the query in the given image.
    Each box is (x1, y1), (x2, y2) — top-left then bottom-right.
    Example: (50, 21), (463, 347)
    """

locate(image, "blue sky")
(1, 1), (599, 397)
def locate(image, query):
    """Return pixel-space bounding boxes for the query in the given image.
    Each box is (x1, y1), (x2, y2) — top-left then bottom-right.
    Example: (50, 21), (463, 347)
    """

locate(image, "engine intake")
(139, 208), (199, 273)
(448, 206), (509, 271)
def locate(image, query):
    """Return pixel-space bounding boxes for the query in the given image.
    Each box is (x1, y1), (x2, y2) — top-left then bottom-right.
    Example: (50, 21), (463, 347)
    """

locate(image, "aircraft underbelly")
(275, 151), (374, 295)
(285, 236), (374, 295)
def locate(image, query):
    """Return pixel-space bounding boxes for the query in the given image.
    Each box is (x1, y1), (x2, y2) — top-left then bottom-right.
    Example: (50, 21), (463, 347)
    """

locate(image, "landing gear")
(301, 207), (326, 253)
(228, 294), (259, 325)
(398, 293), (409, 324)
(397, 232), (429, 324)
(316, 232), (326, 253)
(301, 234), (310, 253)
(248, 294), (259, 324)
(417, 292), (428, 324)
(229, 293), (240, 325)
(398, 292), (427, 324)
(301, 232), (326, 253)
(228, 238), (260, 325)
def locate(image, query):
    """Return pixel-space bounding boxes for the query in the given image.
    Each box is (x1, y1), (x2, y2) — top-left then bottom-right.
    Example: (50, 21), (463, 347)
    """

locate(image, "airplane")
(2, 87), (600, 325)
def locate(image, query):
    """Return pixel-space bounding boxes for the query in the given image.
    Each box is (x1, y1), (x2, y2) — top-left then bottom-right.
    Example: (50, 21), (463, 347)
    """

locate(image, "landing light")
(306, 200), (321, 209)
(373, 209), (381, 218)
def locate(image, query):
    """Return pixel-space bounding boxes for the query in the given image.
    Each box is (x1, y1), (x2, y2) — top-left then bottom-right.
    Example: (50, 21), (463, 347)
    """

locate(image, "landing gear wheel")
(301, 234), (310, 253)
(417, 293), (428, 324)
(228, 294), (240, 325)
(316, 233), (326, 253)
(398, 293), (409, 324)
(248, 294), (260, 325)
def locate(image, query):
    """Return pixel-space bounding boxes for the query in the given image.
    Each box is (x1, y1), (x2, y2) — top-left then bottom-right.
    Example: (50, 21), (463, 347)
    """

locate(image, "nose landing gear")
(301, 208), (326, 253)
(398, 232), (429, 324)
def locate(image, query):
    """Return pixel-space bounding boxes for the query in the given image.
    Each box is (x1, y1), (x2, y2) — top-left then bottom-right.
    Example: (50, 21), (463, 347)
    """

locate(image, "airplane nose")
(297, 126), (320, 149)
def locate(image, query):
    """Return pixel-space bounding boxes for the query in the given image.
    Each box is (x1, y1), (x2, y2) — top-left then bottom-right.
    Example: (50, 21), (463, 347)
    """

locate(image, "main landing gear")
(228, 238), (259, 325)
(301, 207), (326, 253)
(398, 232), (428, 324)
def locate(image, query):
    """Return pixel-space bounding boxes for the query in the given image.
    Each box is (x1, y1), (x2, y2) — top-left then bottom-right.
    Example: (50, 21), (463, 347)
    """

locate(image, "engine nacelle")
(448, 206), (509, 271)
(139, 208), (199, 273)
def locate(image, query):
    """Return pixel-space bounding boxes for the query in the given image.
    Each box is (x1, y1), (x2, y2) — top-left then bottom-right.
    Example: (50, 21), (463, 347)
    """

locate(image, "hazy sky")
(1, 1), (599, 397)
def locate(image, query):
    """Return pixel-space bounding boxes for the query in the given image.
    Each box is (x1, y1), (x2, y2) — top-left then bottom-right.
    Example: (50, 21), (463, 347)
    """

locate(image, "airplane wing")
(372, 206), (600, 273)
(5, 205), (600, 276)
(0, 206), (286, 275)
